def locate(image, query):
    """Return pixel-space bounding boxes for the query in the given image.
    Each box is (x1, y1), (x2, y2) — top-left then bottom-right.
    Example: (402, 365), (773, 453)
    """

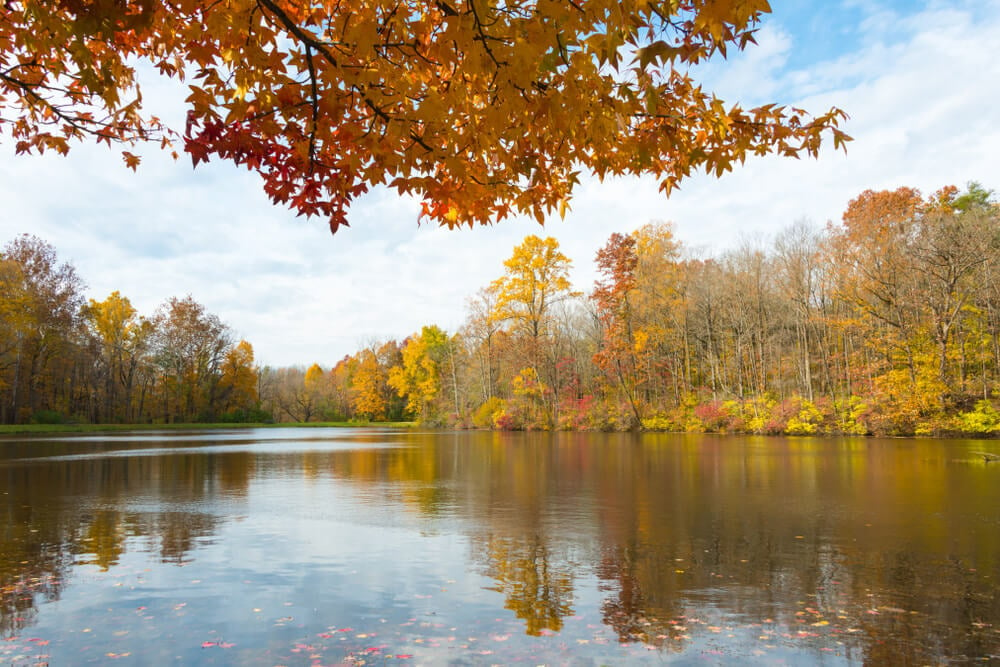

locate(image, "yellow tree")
(2, 1), (848, 231)
(388, 325), (453, 424)
(351, 349), (387, 420)
(84, 291), (150, 422)
(489, 235), (579, 425)
(303, 362), (331, 420)
(328, 356), (359, 419)
(218, 340), (259, 419)
(490, 235), (578, 343)
(630, 221), (686, 405)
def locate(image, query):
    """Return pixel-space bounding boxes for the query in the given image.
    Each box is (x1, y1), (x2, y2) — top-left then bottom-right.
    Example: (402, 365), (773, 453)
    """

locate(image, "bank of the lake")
(0, 421), (416, 435)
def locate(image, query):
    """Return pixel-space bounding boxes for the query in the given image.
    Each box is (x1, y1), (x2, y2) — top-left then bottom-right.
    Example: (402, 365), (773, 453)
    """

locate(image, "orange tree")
(2, 0), (849, 232)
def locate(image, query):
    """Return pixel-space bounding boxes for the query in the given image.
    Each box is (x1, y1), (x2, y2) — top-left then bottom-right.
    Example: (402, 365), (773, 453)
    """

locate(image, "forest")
(2, 183), (999, 436)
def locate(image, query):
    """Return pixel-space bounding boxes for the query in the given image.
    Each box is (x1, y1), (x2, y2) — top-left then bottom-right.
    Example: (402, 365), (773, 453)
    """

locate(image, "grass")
(0, 421), (418, 435)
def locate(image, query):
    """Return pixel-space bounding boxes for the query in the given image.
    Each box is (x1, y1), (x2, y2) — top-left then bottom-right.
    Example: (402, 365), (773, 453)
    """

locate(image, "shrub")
(31, 409), (66, 425)
(956, 400), (1000, 435)
(641, 413), (676, 431)
(557, 394), (596, 430)
(218, 408), (262, 423)
(692, 400), (728, 432)
(493, 410), (519, 431)
(785, 399), (824, 435)
(472, 397), (505, 429)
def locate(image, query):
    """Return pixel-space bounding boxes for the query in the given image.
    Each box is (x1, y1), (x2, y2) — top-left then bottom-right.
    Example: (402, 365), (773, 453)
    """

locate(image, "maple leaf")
(1, 0), (849, 233)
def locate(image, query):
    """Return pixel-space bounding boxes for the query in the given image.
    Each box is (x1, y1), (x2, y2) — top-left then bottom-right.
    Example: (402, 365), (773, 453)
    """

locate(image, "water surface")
(1, 429), (998, 664)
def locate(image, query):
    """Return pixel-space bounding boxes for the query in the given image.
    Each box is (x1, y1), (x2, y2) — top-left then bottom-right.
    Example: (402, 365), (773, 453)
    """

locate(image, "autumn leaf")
(1, 0), (848, 232)
(121, 151), (141, 171)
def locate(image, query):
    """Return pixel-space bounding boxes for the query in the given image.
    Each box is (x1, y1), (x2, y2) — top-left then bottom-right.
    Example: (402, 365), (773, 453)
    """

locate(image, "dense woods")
(3, 182), (999, 435)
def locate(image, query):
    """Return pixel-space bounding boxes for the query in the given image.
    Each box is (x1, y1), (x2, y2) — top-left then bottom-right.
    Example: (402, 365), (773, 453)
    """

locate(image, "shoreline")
(0, 421), (417, 435)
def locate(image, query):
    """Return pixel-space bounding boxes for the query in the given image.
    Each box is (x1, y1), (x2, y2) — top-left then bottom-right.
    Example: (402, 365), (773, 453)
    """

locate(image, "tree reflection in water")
(0, 429), (996, 663)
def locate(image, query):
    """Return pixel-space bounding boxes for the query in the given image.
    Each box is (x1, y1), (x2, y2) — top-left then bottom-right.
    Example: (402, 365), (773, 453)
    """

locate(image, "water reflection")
(0, 430), (998, 663)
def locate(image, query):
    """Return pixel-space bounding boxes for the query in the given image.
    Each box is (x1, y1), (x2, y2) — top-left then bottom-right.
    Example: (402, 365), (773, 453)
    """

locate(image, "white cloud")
(1, 2), (998, 367)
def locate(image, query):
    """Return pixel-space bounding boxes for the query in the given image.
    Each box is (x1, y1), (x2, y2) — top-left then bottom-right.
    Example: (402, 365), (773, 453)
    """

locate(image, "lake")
(1, 429), (998, 665)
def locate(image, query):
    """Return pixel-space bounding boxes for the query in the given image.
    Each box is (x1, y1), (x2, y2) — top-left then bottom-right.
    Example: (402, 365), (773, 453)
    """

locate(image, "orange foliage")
(3, 0), (848, 231)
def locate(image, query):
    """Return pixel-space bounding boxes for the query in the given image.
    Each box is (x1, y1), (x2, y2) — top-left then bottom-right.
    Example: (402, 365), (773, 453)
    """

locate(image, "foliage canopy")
(2, 0), (848, 231)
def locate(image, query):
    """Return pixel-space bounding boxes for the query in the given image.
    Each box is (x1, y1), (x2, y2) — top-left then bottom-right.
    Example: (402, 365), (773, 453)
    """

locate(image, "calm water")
(1, 429), (998, 665)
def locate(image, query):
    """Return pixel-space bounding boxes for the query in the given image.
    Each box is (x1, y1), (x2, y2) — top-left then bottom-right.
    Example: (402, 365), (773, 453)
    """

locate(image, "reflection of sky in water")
(14, 426), (405, 443)
(1, 430), (998, 665)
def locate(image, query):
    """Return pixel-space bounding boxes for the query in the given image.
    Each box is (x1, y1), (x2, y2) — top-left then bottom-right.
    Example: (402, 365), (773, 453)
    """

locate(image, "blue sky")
(2, 1), (998, 367)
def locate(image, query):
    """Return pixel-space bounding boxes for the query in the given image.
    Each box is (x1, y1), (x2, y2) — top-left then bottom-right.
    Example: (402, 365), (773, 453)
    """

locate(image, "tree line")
(0, 234), (261, 424)
(265, 182), (1000, 436)
(4, 182), (999, 434)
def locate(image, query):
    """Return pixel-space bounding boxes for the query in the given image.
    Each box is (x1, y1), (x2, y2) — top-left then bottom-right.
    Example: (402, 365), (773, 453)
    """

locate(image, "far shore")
(0, 421), (417, 435)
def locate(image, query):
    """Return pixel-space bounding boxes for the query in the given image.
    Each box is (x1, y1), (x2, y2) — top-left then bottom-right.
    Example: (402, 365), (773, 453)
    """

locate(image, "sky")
(2, 0), (998, 368)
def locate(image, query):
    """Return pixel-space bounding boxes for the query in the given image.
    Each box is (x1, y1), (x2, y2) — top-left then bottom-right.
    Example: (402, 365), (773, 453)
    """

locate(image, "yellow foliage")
(388, 325), (451, 422)
(785, 400), (824, 435)
(512, 367), (546, 399)
(351, 350), (386, 420)
(220, 340), (258, 412)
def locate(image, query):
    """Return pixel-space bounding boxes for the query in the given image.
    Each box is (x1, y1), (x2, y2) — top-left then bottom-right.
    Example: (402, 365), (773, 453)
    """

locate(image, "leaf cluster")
(2, 0), (848, 231)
